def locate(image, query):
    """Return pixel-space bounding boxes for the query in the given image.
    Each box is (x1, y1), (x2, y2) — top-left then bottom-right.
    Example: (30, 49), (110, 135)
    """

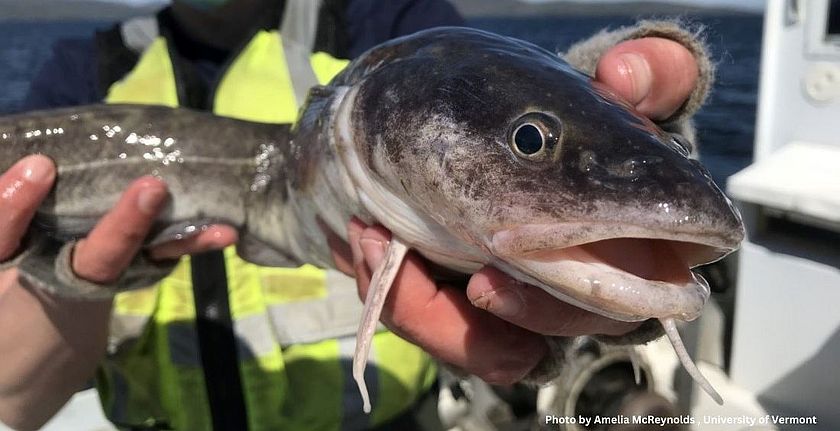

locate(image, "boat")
(723, 0), (840, 428)
(528, 1), (840, 430)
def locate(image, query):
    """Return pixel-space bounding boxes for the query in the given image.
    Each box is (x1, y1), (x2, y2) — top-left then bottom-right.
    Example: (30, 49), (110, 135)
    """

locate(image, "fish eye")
(513, 124), (544, 155)
(509, 113), (562, 161)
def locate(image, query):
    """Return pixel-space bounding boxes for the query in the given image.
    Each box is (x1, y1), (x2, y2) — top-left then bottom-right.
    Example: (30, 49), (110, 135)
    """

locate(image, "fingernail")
(471, 287), (524, 318)
(137, 184), (168, 215)
(617, 52), (652, 104)
(360, 237), (386, 270)
(20, 156), (54, 184)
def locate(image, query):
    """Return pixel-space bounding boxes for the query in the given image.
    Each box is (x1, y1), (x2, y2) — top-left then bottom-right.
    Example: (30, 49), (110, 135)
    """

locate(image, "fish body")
(0, 27), (743, 406)
(1, 106), (286, 245)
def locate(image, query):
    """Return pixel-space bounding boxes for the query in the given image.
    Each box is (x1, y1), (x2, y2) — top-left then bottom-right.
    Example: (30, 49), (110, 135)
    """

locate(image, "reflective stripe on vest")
(98, 22), (435, 431)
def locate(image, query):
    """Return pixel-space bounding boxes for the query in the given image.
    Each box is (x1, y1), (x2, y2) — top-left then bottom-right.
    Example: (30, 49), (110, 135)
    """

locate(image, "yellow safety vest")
(96, 28), (435, 431)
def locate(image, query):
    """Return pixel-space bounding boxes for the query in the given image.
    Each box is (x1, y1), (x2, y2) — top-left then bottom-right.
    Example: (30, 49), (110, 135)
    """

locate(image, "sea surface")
(0, 15), (763, 183)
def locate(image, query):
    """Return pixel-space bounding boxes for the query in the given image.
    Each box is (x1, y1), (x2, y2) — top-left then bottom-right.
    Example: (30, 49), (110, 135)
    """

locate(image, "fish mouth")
(491, 224), (741, 322)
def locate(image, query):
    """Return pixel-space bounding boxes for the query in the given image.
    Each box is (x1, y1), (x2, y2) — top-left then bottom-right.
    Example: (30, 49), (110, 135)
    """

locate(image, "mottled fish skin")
(1, 27), (745, 407)
(342, 29), (742, 250)
(308, 27), (744, 322)
(0, 27), (744, 320)
(295, 27), (744, 408)
(0, 105), (291, 251)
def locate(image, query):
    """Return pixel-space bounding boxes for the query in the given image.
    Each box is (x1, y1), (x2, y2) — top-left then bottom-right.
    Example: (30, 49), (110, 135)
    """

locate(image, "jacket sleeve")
(562, 19), (715, 143)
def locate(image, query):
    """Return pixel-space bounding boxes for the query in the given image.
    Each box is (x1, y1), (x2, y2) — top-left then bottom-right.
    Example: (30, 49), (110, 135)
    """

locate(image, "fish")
(0, 27), (744, 410)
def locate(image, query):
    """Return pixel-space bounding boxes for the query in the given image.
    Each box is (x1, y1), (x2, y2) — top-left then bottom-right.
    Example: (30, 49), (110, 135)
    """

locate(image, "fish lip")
(490, 222), (741, 261)
(489, 223), (742, 322)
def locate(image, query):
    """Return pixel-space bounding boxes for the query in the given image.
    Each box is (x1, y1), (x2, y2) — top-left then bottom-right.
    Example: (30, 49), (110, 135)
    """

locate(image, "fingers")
(1, 159), (234, 290)
(72, 177), (170, 284)
(0, 155), (56, 261)
(466, 267), (640, 337)
(72, 177), (239, 283)
(351, 223), (547, 385)
(595, 37), (699, 120)
(347, 217), (370, 282)
(147, 225), (238, 261)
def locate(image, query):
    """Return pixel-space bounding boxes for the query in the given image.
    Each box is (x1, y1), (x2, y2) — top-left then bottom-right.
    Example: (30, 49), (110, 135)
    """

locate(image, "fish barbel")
(0, 27), (744, 409)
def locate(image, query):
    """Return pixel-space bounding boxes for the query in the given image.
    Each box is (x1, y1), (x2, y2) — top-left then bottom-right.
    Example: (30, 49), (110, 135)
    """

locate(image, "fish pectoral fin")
(297, 85), (338, 129)
(236, 233), (300, 267)
(353, 237), (410, 414)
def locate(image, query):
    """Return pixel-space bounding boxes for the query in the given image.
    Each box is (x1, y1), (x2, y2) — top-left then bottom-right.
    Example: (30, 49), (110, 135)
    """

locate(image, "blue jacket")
(23, 0), (463, 110)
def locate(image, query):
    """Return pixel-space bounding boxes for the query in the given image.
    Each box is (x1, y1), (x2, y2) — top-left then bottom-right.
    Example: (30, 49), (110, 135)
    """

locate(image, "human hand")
(0, 155), (239, 429)
(0, 155), (237, 289)
(595, 37), (699, 120)
(335, 37), (701, 384)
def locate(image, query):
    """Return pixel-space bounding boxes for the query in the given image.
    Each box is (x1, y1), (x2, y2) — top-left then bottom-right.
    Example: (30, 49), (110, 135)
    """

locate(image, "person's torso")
(94, 3), (435, 430)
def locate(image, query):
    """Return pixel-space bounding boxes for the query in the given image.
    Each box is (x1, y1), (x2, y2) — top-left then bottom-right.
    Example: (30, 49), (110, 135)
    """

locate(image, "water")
(0, 15), (763, 183)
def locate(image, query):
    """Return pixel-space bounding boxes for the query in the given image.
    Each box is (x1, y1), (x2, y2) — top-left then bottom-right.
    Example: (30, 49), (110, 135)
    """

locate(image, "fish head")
(346, 28), (744, 322)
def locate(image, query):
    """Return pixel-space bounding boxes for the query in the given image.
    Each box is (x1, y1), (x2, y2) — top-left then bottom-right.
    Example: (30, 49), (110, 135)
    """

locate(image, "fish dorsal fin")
(353, 237), (410, 413)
